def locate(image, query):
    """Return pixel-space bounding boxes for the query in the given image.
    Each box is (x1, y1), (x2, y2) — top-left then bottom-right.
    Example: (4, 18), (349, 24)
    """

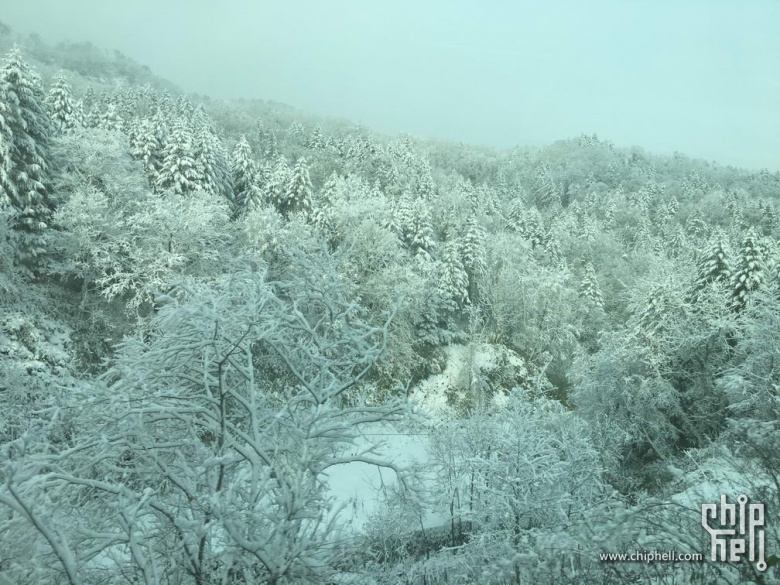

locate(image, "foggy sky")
(4, 1), (779, 171)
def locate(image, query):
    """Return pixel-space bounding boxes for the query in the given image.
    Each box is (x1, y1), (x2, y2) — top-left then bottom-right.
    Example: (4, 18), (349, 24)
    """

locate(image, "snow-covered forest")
(1, 23), (779, 585)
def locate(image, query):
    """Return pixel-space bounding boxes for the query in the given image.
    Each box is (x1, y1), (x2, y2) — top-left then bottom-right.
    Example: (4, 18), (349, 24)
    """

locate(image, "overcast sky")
(4, 1), (779, 171)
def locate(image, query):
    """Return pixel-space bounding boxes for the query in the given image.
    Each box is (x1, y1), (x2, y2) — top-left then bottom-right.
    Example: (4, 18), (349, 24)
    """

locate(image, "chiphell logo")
(702, 494), (766, 572)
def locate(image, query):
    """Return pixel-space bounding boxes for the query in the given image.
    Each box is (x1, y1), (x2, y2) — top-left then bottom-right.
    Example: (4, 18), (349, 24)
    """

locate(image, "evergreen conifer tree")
(580, 261), (604, 311)
(283, 157), (314, 218)
(195, 125), (232, 199)
(685, 212), (708, 239)
(230, 135), (260, 218)
(730, 228), (767, 311)
(667, 225), (687, 258)
(129, 116), (163, 186)
(392, 192), (434, 257)
(308, 125), (326, 149)
(46, 72), (84, 134)
(636, 283), (669, 338)
(0, 47), (52, 264)
(461, 215), (486, 304)
(532, 163), (560, 208)
(155, 120), (201, 195)
(264, 155), (291, 213)
(438, 239), (469, 311)
(696, 233), (731, 288)
(97, 101), (124, 133)
(762, 200), (777, 234)
(603, 198), (617, 229)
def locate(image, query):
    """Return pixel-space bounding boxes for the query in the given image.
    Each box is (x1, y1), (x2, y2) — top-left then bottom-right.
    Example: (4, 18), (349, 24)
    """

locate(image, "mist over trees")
(1, 28), (779, 584)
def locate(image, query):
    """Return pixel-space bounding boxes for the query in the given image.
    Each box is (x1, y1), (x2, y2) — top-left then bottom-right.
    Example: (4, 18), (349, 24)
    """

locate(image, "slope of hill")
(0, 30), (779, 584)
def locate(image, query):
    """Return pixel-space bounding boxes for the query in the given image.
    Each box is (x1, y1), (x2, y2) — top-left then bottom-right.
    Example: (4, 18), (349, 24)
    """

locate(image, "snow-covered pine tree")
(263, 155), (291, 213)
(81, 84), (95, 113)
(580, 261), (604, 311)
(308, 125), (326, 149)
(438, 239), (469, 311)
(730, 228), (767, 311)
(685, 212), (708, 239)
(666, 195), (679, 218)
(0, 47), (52, 264)
(653, 196), (676, 226)
(46, 72), (84, 134)
(532, 162), (560, 208)
(310, 172), (339, 242)
(542, 233), (562, 264)
(476, 183), (499, 216)
(97, 101), (124, 133)
(506, 198), (525, 231)
(636, 283), (669, 338)
(408, 197), (435, 256)
(155, 119), (202, 195)
(390, 191), (414, 242)
(414, 157), (436, 200)
(174, 94), (194, 119)
(254, 119), (279, 159)
(229, 135), (259, 218)
(282, 157), (314, 218)
(391, 191), (435, 257)
(681, 171), (708, 201)
(667, 225), (687, 258)
(761, 200), (777, 234)
(194, 125), (232, 200)
(629, 184), (652, 215)
(129, 116), (163, 186)
(602, 198), (617, 229)
(724, 190), (747, 234)
(689, 231), (731, 304)
(696, 232), (731, 288)
(461, 215), (486, 304)
(84, 88), (103, 128)
(288, 121), (306, 139)
(508, 202), (543, 244)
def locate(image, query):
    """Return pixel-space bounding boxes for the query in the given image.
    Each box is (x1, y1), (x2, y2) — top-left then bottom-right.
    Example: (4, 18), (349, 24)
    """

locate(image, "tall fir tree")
(308, 125), (326, 149)
(532, 163), (561, 208)
(229, 135), (260, 218)
(263, 155), (291, 213)
(695, 233), (731, 289)
(155, 120), (202, 195)
(255, 119), (279, 159)
(195, 125), (232, 199)
(580, 261), (604, 311)
(392, 191), (434, 257)
(282, 157), (314, 218)
(761, 200), (777, 234)
(97, 101), (124, 133)
(438, 239), (469, 311)
(636, 283), (669, 339)
(667, 225), (688, 259)
(730, 228), (767, 311)
(129, 116), (163, 186)
(0, 48), (52, 264)
(461, 215), (486, 304)
(45, 72), (84, 134)
(685, 212), (708, 239)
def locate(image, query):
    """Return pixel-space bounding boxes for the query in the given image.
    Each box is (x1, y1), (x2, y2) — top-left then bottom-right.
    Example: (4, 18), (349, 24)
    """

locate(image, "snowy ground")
(324, 342), (527, 533)
(324, 423), (440, 532)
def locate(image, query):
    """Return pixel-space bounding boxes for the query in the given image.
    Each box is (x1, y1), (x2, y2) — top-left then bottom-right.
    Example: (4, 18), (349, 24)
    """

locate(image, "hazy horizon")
(4, 0), (779, 171)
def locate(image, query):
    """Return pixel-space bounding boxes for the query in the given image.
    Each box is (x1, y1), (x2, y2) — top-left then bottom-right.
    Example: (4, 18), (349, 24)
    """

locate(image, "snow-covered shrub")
(0, 259), (412, 584)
